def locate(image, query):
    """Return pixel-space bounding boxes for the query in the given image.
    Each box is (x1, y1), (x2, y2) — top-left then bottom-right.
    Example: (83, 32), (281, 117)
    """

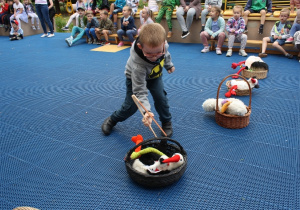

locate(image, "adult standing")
(47, 0), (55, 28)
(176, 0), (201, 39)
(35, 0), (54, 37)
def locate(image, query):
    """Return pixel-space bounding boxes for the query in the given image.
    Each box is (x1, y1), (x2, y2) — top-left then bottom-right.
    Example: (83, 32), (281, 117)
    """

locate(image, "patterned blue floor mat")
(0, 33), (299, 209)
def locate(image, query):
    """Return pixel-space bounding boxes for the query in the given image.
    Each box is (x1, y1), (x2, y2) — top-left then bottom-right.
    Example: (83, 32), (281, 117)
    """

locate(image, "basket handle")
(125, 137), (185, 162)
(216, 74), (252, 112)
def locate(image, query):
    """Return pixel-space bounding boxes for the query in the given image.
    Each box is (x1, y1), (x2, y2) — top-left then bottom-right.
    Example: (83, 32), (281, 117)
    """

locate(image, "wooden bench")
(208, 39), (297, 55)
(85, 33), (138, 45)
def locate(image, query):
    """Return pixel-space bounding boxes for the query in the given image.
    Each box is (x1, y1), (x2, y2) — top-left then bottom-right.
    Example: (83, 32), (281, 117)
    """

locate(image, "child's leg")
(85, 28), (91, 38)
(200, 31), (210, 47)
(201, 9), (209, 26)
(273, 40), (289, 56)
(290, 23), (300, 37)
(72, 27), (85, 43)
(216, 32), (226, 48)
(27, 13), (34, 25)
(155, 7), (167, 23)
(243, 10), (251, 28)
(261, 37), (271, 53)
(165, 6), (174, 32)
(95, 30), (102, 41)
(176, 7), (186, 32)
(66, 13), (77, 27)
(109, 3), (115, 19)
(89, 28), (97, 40)
(260, 9), (266, 25)
(32, 13), (39, 26)
(117, 29), (125, 41)
(186, 8), (196, 31)
(102, 30), (110, 42)
(126, 29), (137, 43)
(227, 34), (236, 49)
(238, 34), (248, 50)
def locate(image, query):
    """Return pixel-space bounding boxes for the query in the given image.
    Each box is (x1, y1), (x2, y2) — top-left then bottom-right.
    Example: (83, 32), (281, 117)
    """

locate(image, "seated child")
(95, 10), (113, 45)
(285, 10), (300, 43)
(9, 19), (23, 40)
(243, 0), (272, 34)
(65, 6), (86, 47)
(200, 6), (226, 55)
(62, 0), (85, 31)
(225, 5), (248, 57)
(101, 23), (175, 137)
(126, 0), (139, 15)
(10, 0), (28, 28)
(155, 0), (176, 38)
(201, 0), (222, 33)
(92, 0), (109, 15)
(117, 6), (137, 47)
(294, 31), (300, 61)
(2, 0), (13, 31)
(23, 0), (39, 30)
(138, 7), (153, 34)
(258, 8), (293, 59)
(85, 10), (98, 44)
(109, 0), (126, 29)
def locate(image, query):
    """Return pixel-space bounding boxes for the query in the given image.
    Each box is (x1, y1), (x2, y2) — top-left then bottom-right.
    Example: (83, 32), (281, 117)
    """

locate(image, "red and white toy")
(231, 56), (268, 78)
(225, 77), (259, 97)
(147, 153), (184, 174)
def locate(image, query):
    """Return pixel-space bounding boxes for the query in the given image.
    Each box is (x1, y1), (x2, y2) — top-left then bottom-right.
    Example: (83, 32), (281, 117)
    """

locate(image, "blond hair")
(280, 8), (290, 16)
(123, 6), (132, 13)
(233, 5), (243, 15)
(86, 10), (93, 16)
(139, 23), (166, 47)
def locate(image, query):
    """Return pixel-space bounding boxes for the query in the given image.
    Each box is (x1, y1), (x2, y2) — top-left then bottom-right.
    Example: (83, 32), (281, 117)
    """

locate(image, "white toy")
(132, 159), (149, 174)
(202, 98), (248, 116)
(147, 153), (184, 174)
(225, 77), (259, 97)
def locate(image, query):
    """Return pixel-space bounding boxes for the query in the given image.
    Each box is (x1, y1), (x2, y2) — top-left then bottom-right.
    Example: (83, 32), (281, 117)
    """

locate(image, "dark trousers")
(35, 4), (53, 34)
(111, 77), (172, 124)
(9, 34), (23, 40)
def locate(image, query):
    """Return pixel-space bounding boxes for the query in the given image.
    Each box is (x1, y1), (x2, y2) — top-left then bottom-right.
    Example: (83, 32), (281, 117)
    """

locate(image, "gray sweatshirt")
(125, 40), (174, 111)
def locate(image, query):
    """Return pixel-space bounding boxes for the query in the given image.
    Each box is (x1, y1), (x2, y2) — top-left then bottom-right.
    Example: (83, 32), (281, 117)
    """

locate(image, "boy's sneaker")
(167, 31), (173, 38)
(239, 49), (248, 57)
(93, 40), (99, 45)
(258, 53), (268, 58)
(65, 38), (72, 47)
(31, 25), (36, 30)
(201, 46), (210, 53)
(88, 38), (93, 44)
(285, 37), (294, 43)
(285, 53), (293, 59)
(47, 33), (55, 38)
(102, 41), (110, 46)
(61, 26), (69, 31)
(162, 121), (173, 137)
(216, 48), (222, 55)
(181, 31), (190, 39)
(258, 25), (264, 34)
(226, 49), (232, 57)
(117, 41), (124, 47)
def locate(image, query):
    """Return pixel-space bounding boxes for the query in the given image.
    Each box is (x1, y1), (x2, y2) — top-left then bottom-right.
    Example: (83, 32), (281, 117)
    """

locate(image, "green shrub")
(55, 15), (73, 33)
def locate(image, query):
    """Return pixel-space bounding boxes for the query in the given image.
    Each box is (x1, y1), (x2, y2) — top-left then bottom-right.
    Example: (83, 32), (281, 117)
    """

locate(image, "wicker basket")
(216, 74), (252, 129)
(124, 137), (187, 188)
(241, 62), (269, 79)
(226, 78), (251, 96)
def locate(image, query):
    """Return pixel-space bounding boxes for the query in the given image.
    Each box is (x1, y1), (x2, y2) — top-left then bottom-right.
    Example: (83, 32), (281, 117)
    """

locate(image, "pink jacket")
(291, 0), (300, 9)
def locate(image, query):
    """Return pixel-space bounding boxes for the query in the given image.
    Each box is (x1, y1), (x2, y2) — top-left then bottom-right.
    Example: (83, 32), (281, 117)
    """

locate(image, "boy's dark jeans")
(111, 76), (172, 124)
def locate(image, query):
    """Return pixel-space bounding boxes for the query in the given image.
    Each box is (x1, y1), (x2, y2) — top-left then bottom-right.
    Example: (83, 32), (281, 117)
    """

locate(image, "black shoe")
(258, 25), (264, 34)
(200, 27), (204, 33)
(5, 25), (9, 32)
(285, 53), (293, 59)
(181, 31), (190, 39)
(101, 117), (117, 135)
(161, 121), (173, 137)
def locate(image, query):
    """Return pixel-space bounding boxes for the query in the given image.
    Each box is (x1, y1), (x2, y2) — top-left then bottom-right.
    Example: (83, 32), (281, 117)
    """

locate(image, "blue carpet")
(0, 33), (299, 209)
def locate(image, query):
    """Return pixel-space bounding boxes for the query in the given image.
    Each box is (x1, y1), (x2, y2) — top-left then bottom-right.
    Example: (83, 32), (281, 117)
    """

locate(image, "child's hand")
(274, 35), (278, 39)
(167, 66), (175, 74)
(142, 112), (154, 127)
(95, 28), (99, 31)
(278, 36), (282, 39)
(230, 29), (235, 33)
(184, 6), (189, 12)
(210, 35), (214, 40)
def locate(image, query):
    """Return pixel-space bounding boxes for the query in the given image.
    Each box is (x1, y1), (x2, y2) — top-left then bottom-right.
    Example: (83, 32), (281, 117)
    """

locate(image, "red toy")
(225, 77), (259, 97)
(231, 56), (268, 78)
(131, 134), (144, 152)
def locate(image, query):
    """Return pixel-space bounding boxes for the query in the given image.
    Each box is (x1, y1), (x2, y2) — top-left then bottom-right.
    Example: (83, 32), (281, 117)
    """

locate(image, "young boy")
(101, 23), (175, 137)
(258, 8), (293, 59)
(65, 6), (86, 47)
(85, 10), (98, 44)
(9, 19), (23, 40)
(243, 0), (272, 34)
(155, 0), (176, 38)
(95, 10), (113, 45)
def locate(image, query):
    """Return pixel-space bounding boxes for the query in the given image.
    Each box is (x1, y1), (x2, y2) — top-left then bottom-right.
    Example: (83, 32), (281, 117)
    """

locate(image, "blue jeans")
(85, 28), (97, 39)
(269, 36), (286, 45)
(111, 77), (172, 124)
(35, 4), (53, 34)
(71, 26), (85, 44)
(290, 23), (300, 37)
(117, 29), (137, 43)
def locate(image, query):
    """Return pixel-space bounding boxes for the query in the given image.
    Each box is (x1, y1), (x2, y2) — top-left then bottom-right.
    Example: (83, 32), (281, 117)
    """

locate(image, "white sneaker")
(41, 34), (48, 37)
(37, 26), (40, 30)
(226, 49), (232, 57)
(216, 48), (222, 55)
(47, 33), (55, 38)
(31, 25), (36, 30)
(201, 46), (210, 53)
(239, 49), (248, 57)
